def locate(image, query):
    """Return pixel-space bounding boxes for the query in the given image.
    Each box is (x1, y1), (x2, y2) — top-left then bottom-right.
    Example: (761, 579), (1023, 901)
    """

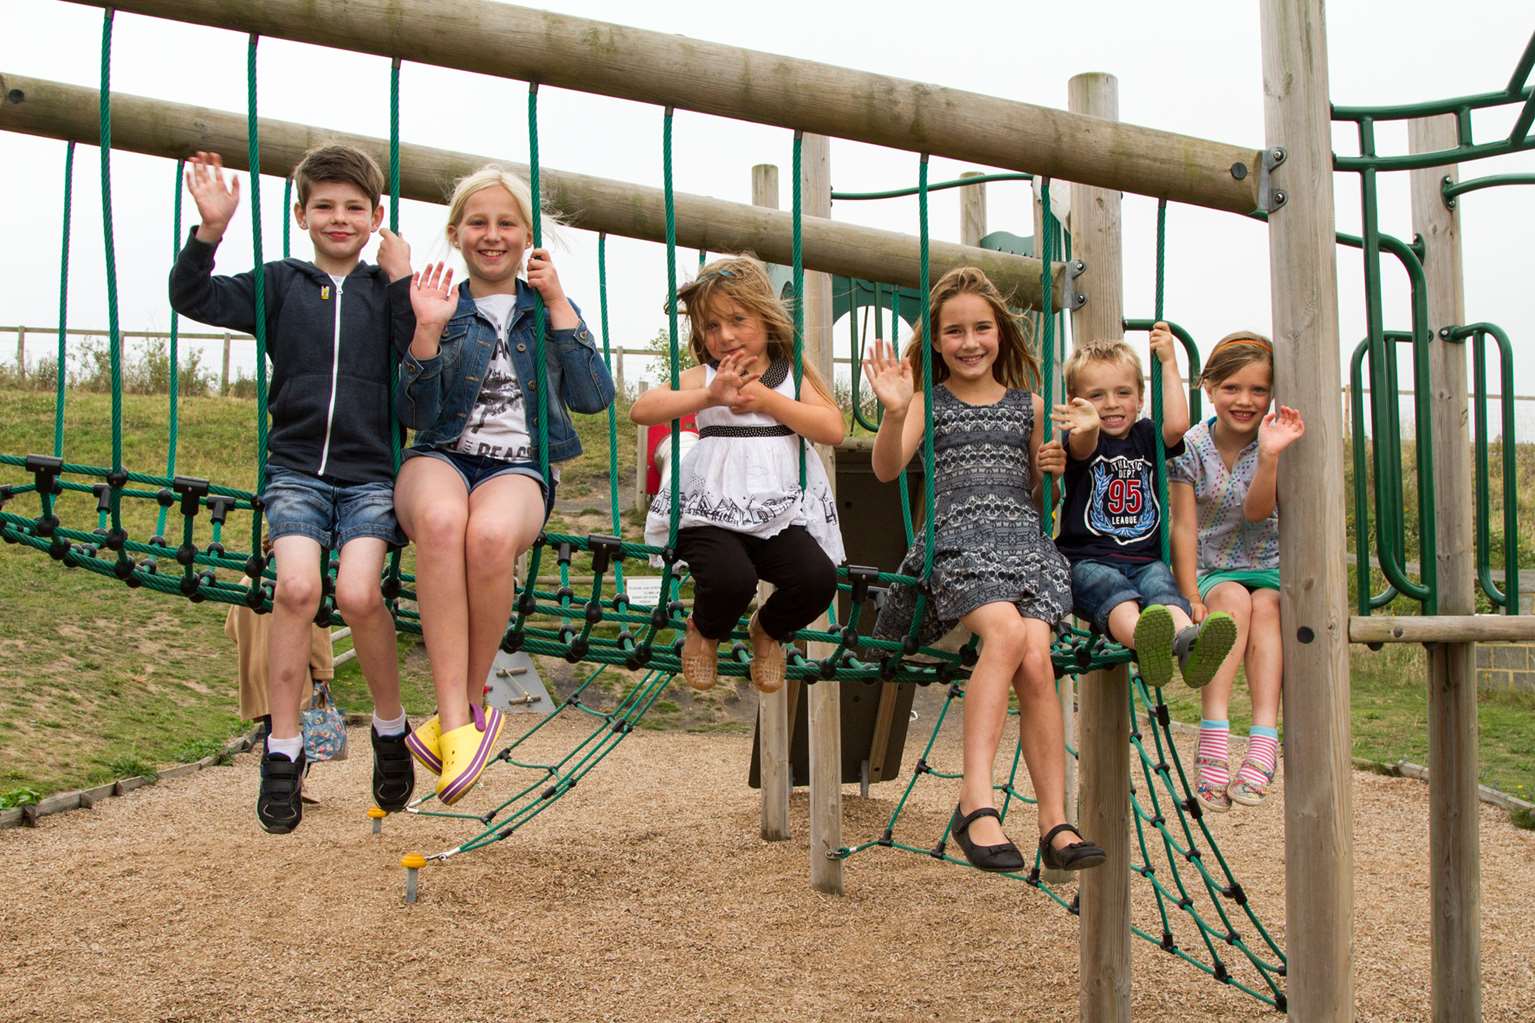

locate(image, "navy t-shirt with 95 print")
(1056, 418), (1184, 565)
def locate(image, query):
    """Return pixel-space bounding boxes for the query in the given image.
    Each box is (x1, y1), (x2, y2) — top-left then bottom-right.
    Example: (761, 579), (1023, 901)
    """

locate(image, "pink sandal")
(1194, 754), (1232, 813)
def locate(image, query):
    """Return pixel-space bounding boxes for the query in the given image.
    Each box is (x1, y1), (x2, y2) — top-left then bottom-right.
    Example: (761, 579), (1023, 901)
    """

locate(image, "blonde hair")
(1063, 339), (1144, 397)
(671, 255), (834, 403)
(1201, 330), (1273, 388)
(903, 267), (1040, 392)
(443, 164), (549, 248)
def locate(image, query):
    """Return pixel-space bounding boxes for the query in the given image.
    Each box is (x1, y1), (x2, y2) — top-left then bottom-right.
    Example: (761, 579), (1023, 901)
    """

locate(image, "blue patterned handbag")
(301, 680), (349, 762)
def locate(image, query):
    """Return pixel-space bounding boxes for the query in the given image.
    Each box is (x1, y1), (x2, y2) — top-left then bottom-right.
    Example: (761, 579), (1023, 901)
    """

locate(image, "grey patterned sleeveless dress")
(874, 385), (1070, 646)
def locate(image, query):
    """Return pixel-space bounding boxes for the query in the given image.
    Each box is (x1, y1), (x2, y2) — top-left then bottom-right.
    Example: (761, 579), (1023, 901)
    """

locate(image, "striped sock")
(1240, 726), (1279, 786)
(1197, 720), (1230, 788)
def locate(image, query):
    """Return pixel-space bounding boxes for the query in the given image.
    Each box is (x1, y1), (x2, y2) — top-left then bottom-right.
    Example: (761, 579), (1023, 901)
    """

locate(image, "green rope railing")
(53, 141), (75, 460)
(245, 32), (270, 580)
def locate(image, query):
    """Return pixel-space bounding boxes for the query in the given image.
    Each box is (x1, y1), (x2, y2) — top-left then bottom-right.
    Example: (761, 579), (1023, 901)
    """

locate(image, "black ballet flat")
(1039, 822), (1106, 872)
(950, 803), (1027, 873)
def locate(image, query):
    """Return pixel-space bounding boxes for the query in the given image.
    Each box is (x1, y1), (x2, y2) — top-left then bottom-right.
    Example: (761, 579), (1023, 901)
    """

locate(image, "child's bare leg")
(267, 535), (324, 742)
(334, 537), (402, 720)
(1243, 589), (1283, 729)
(1104, 600), (1141, 648)
(463, 475), (546, 711)
(395, 459), (472, 729)
(1199, 583), (1254, 723)
(956, 603), (1029, 847)
(1007, 617), (1070, 847)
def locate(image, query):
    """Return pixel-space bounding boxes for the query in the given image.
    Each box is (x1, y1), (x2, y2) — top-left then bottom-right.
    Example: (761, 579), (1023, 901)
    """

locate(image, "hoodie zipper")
(316, 276), (344, 476)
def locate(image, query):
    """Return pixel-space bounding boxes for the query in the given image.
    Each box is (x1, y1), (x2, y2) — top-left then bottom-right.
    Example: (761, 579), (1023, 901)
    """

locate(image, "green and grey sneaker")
(1180, 612), (1238, 689)
(1132, 604), (1177, 687)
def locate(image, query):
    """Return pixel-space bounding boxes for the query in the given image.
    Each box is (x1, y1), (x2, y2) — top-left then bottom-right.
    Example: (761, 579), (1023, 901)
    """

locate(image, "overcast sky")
(2, 0), (1532, 420)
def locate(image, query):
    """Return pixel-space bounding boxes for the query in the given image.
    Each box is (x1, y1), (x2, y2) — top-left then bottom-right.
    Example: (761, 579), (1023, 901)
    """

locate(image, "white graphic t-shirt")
(454, 293), (532, 462)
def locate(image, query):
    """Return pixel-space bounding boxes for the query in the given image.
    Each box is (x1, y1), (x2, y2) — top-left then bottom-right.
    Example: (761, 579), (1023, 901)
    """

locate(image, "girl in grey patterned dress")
(862, 267), (1103, 875)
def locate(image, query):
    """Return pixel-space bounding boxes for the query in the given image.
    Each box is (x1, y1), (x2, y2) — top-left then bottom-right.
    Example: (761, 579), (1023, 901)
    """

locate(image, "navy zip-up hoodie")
(169, 229), (414, 484)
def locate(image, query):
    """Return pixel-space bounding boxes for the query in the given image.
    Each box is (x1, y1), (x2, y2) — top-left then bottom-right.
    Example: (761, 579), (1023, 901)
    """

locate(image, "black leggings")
(675, 525), (838, 641)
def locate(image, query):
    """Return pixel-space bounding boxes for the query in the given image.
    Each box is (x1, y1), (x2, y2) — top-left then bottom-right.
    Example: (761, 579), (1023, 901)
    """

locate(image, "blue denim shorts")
(1070, 558), (1191, 634)
(260, 465), (400, 550)
(401, 448), (557, 523)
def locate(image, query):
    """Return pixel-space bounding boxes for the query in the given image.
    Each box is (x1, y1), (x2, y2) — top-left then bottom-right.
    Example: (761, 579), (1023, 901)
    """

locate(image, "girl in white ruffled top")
(632, 256), (845, 693)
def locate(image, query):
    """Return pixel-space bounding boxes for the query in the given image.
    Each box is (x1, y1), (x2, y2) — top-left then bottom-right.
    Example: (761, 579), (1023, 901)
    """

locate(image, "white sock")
(267, 734), (303, 761)
(372, 710), (408, 737)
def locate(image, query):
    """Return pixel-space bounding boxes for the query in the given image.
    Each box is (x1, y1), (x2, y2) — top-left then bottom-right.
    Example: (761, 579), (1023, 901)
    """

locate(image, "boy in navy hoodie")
(171, 145), (415, 833)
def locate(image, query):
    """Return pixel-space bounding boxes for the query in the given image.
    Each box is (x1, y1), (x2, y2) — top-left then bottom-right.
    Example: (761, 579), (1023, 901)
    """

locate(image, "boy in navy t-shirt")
(1039, 324), (1235, 688)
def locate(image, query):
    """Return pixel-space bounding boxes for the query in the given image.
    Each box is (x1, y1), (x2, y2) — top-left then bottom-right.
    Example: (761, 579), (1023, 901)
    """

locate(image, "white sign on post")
(625, 576), (665, 608)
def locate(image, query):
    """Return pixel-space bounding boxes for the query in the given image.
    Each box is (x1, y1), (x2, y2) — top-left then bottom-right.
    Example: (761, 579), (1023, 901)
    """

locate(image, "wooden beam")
(1069, 72), (1131, 1023)
(752, 161), (791, 844)
(1351, 614), (1535, 644)
(69, 0), (1265, 215)
(1410, 113), (1481, 1023)
(1261, 3), (1354, 1018)
(801, 134), (843, 896)
(0, 71), (1061, 307)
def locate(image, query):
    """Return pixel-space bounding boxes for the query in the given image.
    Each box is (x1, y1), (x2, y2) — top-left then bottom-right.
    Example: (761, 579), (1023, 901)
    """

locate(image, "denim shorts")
(260, 465), (400, 550)
(1070, 558), (1191, 634)
(401, 448), (557, 523)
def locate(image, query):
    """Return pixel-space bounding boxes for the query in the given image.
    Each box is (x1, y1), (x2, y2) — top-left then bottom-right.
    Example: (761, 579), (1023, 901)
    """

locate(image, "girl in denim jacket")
(396, 165), (614, 804)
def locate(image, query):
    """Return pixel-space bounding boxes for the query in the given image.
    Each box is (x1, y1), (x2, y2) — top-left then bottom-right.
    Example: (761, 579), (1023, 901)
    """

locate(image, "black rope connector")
(541, 785), (558, 800)
(583, 601), (603, 625)
(611, 719), (631, 735)
(1068, 893), (1081, 916)
(556, 540), (574, 567)
(928, 840), (946, 860)
(207, 495), (235, 526)
(1159, 931), (1176, 953)
(380, 575), (401, 600)
(649, 605), (669, 628)
(25, 454), (64, 497)
(1182, 796), (1203, 821)
(103, 528), (127, 552)
(566, 637), (590, 662)
(1155, 704), (1171, 727)
(35, 514), (59, 538)
(878, 828), (893, 847)
(148, 534), (166, 548)
(105, 468), (128, 489)
(244, 554), (266, 579)
(586, 533), (623, 575)
(244, 584), (265, 609)
(517, 591), (537, 615)
(172, 475), (210, 518)
(1224, 882), (1247, 906)
(179, 573), (200, 596)
(913, 757), (929, 775)
(155, 487), (175, 508)
(1274, 993), (1287, 1013)
(555, 585), (574, 602)
(1212, 962), (1231, 984)
(901, 635), (919, 655)
(503, 630), (525, 653)
(176, 543), (198, 567)
(879, 655), (899, 680)
(113, 557), (135, 581)
(844, 564), (880, 605)
(312, 598), (334, 627)
(92, 483), (112, 516)
(959, 644), (979, 667)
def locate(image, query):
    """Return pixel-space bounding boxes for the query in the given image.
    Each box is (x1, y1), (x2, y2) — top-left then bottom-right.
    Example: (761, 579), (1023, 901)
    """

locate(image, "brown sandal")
(748, 610), (785, 694)
(681, 618), (718, 691)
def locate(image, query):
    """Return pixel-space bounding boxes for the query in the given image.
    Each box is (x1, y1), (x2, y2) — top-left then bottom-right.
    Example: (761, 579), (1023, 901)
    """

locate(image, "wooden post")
(614, 350), (625, 402)
(15, 327), (24, 372)
(221, 332), (231, 395)
(0, 73), (1061, 308)
(800, 135), (842, 895)
(634, 380), (650, 516)
(752, 161), (791, 843)
(959, 171), (986, 247)
(1260, 3), (1354, 1018)
(1410, 114), (1480, 1023)
(1068, 72), (1131, 1023)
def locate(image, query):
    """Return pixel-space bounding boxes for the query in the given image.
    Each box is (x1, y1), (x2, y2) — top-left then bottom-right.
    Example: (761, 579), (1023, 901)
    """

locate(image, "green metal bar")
(1334, 133), (1535, 172)
(830, 171), (1034, 201)
(1451, 323), (1521, 612)
(1123, 319), (1202, 423)
(1443, 172), (1535, 203)
(1349, 339), (1398, 613)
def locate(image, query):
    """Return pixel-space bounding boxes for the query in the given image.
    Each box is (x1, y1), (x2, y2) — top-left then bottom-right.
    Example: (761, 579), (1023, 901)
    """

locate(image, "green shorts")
(1197, 568), (1280, 602)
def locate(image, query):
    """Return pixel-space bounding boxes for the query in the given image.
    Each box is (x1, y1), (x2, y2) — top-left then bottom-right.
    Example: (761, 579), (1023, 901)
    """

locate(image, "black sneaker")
(257, 746), (306, 834)
(371, 725), (416, 812)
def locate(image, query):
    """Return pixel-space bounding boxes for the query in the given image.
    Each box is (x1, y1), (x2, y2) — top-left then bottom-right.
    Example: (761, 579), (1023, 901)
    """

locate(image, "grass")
(2, 385), (1533, 816)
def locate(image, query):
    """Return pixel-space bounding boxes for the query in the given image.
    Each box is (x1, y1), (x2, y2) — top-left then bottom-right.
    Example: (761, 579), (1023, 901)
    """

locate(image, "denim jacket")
(396, 279), (615, 463)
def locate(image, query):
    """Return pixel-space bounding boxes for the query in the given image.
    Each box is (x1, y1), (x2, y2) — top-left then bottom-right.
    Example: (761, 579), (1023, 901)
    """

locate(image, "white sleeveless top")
(644, 359), (844, 564)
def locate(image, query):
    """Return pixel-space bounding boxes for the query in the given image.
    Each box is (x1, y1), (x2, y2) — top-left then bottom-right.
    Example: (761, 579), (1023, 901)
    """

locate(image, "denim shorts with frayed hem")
(1070, 558), (1191, 635)
(400, 448), (556, 524)
(260, 465), (400, 550)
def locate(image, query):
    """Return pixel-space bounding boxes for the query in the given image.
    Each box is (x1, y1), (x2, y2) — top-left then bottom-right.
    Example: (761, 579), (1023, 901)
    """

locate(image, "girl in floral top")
(1169, 332), (1304, 813)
